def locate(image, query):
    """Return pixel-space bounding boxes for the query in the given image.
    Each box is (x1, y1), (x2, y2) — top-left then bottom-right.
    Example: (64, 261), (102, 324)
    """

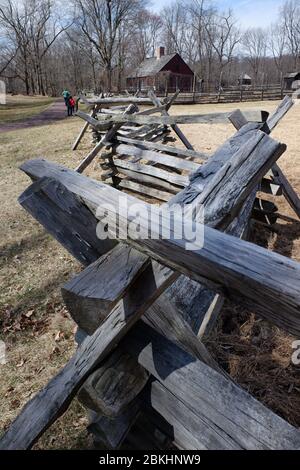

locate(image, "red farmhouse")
(127, 47), (194, 94)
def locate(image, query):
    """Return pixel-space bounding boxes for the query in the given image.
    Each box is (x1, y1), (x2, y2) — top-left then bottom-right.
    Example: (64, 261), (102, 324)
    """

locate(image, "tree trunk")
(107, 64), (112, 92)
(24, 56), (30, 95)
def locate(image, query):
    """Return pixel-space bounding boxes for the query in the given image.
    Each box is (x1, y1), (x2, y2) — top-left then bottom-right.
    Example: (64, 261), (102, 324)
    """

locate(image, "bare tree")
(204, 9), (240, 89)
(0, 0), (70, 94)
(269, 22), (287, 85)
(1, 0), (299, 96)
(27, 0), (72, 94)
(66, 26), (101, 91)
(189, 0), (212, 69)
(281, 0), (300, 69)
(161, 1), (195, 59)
(130, 10), (162, 63)
(242, 27), (267, 85)
(0, 0), (32, 93)
(0, 42), (19, 75)
(73, 0), (142, 91)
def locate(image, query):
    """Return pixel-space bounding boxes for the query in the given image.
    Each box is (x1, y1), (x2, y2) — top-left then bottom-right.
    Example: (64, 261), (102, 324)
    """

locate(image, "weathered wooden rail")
(1, 92), (300, 450)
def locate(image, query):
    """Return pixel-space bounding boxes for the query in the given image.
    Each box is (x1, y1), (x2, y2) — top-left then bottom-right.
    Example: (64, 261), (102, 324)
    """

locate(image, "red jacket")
(69, 98), (75, 107)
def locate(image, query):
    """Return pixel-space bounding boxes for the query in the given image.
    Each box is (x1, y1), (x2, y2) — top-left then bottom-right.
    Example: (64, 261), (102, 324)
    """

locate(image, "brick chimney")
(156, 46), (165, 60)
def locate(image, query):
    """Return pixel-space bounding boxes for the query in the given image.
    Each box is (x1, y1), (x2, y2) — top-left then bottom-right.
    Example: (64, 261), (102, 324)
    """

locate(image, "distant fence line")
(163, 87), (293, 104)
(82, 85), (293, 105)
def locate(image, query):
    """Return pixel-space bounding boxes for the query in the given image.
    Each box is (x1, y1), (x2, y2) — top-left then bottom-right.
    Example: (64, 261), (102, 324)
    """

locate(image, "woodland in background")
(0, 0), (300, 96)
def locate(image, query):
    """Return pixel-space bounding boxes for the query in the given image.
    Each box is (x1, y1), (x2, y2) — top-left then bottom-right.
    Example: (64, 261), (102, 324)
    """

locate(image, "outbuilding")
(284, 72), (300, 90)
(238, 74), (252, 87)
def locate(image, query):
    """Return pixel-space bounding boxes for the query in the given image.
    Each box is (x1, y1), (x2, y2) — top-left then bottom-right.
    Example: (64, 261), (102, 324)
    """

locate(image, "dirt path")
(0, 99), (68, 133)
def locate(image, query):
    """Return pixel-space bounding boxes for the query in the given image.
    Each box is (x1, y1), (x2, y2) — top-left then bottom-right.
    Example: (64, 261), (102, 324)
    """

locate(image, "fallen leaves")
(1, 301), (70, 338)
(34, 366), (45, 375)
(1, 306), (49, 335)
(25, 309), (34, 318)
(10, 399), (20, 410)
(16, 359), (25, 368)
(54, 330), (64, 342)
(73, 417), (88, 429)
(13, 255), (21, 264)
(49, 346), (60, 360)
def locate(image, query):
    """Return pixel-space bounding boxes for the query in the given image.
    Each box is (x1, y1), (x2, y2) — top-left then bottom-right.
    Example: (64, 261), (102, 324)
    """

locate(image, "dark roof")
(284, 72), (300, 79)
(127, 53), (178, 78)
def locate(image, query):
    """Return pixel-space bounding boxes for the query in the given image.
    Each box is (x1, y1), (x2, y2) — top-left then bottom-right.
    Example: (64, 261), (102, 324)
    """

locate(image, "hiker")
(62, 89), (71, 106)
(67, 96), (75, 116)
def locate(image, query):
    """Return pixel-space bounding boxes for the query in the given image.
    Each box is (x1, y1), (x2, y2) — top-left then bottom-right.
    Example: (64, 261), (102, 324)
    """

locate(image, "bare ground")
(0, 99), (299, 448)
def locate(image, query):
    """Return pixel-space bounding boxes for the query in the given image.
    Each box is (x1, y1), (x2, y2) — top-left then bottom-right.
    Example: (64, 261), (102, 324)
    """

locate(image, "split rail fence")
(1, 91), (300, 450)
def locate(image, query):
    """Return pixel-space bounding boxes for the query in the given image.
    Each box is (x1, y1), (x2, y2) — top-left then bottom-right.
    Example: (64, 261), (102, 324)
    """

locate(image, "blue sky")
(150, 0), (284, 28)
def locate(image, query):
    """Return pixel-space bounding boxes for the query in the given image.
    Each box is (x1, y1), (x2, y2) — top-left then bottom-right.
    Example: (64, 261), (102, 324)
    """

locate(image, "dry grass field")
(0, 99), (300, 449)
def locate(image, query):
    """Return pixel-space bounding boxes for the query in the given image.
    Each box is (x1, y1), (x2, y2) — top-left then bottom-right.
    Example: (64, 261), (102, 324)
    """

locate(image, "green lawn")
(0, 95), (55, 123)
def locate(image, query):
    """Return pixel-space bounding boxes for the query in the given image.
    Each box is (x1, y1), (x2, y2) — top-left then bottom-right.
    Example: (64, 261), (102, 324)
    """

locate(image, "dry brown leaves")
(1, 306), (49, 335)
